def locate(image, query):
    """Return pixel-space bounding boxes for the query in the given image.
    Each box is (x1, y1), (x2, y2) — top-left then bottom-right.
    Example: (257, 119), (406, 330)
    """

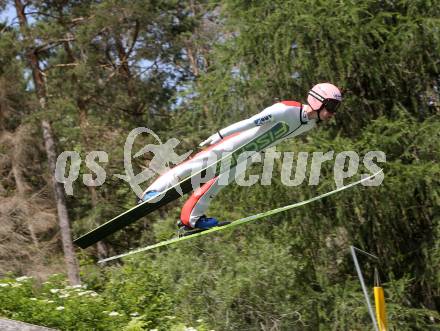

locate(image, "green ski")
(98, 170), (382, 263)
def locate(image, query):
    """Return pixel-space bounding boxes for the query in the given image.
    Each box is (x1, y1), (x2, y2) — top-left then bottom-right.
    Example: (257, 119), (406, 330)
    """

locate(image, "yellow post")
(374, 268), (388, 331)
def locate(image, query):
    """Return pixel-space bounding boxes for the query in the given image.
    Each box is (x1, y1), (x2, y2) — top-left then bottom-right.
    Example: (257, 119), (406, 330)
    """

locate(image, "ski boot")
(177, 216), (230, 237)
(195, 216), (219, 229)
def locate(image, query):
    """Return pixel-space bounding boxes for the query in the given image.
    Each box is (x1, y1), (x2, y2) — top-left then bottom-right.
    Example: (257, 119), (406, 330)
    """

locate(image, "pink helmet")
(307, 83), (342, 113)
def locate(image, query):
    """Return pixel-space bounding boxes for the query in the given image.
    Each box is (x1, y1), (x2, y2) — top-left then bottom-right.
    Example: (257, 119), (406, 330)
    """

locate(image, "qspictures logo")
(55, 127), (385, 197)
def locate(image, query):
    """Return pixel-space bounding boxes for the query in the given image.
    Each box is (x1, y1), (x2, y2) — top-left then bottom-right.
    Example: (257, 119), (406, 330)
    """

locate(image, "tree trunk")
(41, 121), (81, 284)
(15, 0), (81, 285)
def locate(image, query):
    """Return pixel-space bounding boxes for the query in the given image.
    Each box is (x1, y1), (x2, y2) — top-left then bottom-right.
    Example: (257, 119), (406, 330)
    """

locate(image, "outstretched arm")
(199, 111), (275, 147)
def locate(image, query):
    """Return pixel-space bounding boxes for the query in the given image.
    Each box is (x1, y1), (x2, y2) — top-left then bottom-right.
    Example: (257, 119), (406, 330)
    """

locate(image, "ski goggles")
(322, 99), (341, 113)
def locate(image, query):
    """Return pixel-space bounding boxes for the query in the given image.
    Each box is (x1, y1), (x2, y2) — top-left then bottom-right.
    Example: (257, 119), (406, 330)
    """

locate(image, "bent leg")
(180, 177), (219, 227)
(180, 164), (244, 227)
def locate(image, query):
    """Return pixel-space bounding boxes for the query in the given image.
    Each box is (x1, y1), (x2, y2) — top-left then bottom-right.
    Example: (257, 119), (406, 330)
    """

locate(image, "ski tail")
(74, 182), (193, 248)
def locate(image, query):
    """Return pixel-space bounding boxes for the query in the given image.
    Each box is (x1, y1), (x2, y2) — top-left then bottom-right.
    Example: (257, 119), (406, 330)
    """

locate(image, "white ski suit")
(143, 100), (317, 227)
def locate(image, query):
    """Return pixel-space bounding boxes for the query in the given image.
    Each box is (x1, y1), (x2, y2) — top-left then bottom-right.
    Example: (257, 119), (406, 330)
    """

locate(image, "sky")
(0, 4), (16, 25)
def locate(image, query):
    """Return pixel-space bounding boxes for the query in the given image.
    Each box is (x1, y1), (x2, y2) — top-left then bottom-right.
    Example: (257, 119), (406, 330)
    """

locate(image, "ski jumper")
(142, 101), (317, 227)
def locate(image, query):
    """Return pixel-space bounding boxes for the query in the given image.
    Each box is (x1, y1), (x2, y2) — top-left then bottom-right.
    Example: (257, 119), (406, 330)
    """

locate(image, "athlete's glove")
(199, 131), (223, 147)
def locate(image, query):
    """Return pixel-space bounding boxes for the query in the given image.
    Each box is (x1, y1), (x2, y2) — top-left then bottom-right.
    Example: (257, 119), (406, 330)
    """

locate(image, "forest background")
(0, 0), (439, 330)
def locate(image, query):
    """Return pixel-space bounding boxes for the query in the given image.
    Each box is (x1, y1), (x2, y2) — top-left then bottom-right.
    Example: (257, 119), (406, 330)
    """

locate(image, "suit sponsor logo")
(217, 122), (290, 170)
(254, 114), (273, 126)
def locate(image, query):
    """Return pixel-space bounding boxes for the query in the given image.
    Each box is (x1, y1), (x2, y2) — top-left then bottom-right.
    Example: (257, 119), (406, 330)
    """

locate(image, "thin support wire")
(350, 245), (379, 331)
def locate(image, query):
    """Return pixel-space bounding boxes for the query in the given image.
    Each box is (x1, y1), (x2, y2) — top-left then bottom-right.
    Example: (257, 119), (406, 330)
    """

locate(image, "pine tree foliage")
(161, 0), (440, 329)
(0, 0), (439, 329)
(0, 22), (61, 277)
